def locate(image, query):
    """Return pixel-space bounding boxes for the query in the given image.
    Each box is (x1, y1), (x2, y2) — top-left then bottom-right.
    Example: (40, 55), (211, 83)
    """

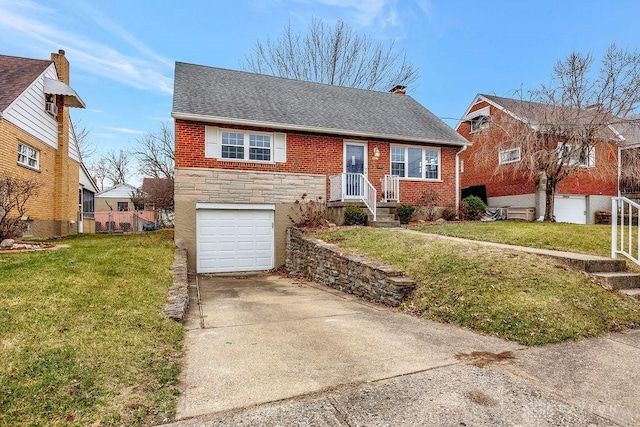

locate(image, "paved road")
(162, 274), (640, 426)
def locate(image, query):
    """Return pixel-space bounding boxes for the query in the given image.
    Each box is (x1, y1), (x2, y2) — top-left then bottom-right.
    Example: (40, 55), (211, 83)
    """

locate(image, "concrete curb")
(162, 247), (189, 322)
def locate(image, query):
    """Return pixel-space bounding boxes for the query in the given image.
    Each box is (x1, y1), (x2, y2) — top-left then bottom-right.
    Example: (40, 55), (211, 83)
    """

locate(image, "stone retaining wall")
(286, 228), (416, 307)
(163, 247), (189, 322)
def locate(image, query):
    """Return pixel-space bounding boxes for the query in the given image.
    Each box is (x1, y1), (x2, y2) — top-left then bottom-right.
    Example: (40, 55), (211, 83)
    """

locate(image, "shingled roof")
(172, 62), (468, 146)
(0, 54), (52, 112)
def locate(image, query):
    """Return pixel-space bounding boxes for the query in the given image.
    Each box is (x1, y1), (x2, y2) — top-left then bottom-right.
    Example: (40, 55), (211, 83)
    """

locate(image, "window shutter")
(205, 126), (219, 158)
(274, 132), (287, 163)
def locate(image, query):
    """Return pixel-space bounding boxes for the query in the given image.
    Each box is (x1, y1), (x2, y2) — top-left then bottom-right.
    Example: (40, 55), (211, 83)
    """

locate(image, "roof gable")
(172, 62), (468, 146)
(0, 54), (52, 112)
(96, 183), (142, 198)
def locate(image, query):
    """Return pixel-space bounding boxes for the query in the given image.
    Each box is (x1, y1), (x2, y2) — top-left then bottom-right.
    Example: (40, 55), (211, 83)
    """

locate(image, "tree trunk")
(544, 179), (556, 221)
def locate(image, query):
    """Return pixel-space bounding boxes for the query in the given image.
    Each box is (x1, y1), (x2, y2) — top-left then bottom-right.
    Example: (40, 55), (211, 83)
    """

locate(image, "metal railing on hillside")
(612, 197), (640, 266)
(329, 173), (377, 221)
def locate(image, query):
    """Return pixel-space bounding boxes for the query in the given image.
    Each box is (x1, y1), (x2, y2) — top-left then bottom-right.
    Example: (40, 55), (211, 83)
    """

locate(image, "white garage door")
(196, 205), (274, 273)
(554, 196), (586, 224)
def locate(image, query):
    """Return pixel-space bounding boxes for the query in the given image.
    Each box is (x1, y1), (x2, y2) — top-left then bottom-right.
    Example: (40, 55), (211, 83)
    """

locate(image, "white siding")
(3, 64), (58, 149)
(69, 120), (80, 162)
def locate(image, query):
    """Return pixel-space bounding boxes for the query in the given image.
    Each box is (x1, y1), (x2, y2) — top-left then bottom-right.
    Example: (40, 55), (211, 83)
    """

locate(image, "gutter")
(172, 112), (471, 148)
(455, 145), (468, 216)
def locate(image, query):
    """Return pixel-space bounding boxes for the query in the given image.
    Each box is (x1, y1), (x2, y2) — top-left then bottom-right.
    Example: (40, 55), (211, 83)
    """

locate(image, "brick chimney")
(51, 49), (70, 84)
(390, 85), (406, 95)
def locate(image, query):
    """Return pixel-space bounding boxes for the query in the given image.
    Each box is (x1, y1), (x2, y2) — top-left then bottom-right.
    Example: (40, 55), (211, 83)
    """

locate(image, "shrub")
(416, 190), (440, 221)
(343, 206), (368, 226)
(461, 195), (487, 221)
(396, 204), (415, 224)
(119, 222), (131, 232)
(288, 193), (328, 228)
(441, 206), (457, 221)
(95, 221), (102, 232)
(0, 174), (39, 240)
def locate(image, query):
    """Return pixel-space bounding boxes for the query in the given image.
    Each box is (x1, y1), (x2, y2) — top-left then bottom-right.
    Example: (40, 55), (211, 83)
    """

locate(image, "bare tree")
(242, 17), (418, 91)
(90, 149), (132, 189)
(72, 119), (98, 161)
(0, 174), (40, 240)
(131, 122), (175, 179)
(471, 44), (640, 221)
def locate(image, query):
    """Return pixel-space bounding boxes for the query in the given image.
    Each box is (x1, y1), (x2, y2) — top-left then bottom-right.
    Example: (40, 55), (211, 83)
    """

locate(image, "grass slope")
(313, 228), (640, 346)
(0, 230), (183, 426)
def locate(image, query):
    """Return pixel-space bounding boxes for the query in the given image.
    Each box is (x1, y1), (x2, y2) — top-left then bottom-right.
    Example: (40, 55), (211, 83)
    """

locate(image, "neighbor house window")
(470, 115), (489, 132)
(499, 147), (521, 165)
(390, 146), (441, 180)
(18, 142), (39, 170)
(117, 202), (129, 211)
(221, 130), (271, 162)
(557, 143), (595, 168)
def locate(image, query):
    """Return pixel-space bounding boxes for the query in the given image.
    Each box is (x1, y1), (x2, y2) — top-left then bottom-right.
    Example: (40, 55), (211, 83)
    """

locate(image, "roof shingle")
(0, 54), (52, 112)
(172, 62), (467, 146)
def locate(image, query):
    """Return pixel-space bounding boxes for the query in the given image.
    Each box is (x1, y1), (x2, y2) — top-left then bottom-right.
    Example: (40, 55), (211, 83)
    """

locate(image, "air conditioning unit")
(45, 101), (58, 117)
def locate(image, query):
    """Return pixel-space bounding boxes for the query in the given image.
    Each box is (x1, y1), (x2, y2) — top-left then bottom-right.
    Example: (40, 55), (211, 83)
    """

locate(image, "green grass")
(0, 230), (184, 426)
(312, 228), (640, 346)
(410, 222), (613, 257)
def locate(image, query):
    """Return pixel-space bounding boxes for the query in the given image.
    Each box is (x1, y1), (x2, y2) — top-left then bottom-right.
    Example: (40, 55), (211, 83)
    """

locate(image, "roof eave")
(172, 112), (469, 147)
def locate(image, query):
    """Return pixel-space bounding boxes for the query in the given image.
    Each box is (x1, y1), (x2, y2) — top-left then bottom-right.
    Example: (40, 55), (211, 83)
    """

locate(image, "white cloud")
(0, 0), (173, 95)
(109, 127), (146, 135)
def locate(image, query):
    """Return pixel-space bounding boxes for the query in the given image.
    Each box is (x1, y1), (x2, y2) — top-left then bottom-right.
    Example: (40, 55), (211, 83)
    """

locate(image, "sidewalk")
(160, 273), (640, 426)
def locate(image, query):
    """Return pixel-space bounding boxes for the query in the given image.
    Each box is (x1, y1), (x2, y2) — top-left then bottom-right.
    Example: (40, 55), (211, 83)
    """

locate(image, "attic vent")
(45, 101), (58, 117)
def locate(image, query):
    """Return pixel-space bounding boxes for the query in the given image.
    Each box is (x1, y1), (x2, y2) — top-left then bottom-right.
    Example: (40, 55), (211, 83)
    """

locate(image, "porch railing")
(329, 173), (377, 221)
(382, 174), (400, 202)
(612, 197), (640, 266)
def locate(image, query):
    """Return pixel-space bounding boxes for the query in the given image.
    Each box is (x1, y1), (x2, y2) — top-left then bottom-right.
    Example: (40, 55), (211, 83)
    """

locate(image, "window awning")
(44, 78), (85, 108)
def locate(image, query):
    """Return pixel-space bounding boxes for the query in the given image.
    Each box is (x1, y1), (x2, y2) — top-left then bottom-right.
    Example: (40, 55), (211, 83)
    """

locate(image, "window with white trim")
(220, 130), (271, 162)
(390, 146), (440, 180)
(18, 142), (39, 170)
(557, 142), (595, 168)
(498, 147), (521, 165)
(470, 115), (489, 132)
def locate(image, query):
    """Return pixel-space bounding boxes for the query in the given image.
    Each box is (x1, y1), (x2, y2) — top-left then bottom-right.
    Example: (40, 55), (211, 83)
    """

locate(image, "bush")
(95, 221), (102, 232)
(416, 190), (440, 221)
(461, 195), (487, 221)
(396, 204), (415, 224)
(119, 222), (131, 232)
(441, 206), (457, 221)
(343, 206), (368, 226)
(288, 193), (328, 228)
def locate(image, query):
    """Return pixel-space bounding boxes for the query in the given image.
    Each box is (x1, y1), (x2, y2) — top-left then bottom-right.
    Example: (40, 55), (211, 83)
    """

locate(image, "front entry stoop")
(372, 206), (400, 228)
(591, 271), (640, 300)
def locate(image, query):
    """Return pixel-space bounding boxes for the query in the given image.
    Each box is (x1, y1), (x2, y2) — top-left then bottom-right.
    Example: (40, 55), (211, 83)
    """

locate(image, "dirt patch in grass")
(455, 351), (515, 368)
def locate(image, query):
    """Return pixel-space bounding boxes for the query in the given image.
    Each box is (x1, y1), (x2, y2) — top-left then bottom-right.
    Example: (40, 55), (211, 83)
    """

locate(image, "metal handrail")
(382, 175), (400, 202)
(329, 173), (377, 221)
(612, 196), (640, 266)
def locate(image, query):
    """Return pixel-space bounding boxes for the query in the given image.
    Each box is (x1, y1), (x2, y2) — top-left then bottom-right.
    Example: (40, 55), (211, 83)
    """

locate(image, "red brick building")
(456, 94), (621, 224)
(172, 63), (468, 273)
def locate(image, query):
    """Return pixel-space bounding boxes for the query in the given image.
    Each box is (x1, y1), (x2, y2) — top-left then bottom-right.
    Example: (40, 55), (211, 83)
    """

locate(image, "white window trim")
(498, 147), (521, 165)
(205, 126), (287, 164)
(390, 145), (441, 181)
(557, 142), (595, 168)
(17, 142), (39, 170)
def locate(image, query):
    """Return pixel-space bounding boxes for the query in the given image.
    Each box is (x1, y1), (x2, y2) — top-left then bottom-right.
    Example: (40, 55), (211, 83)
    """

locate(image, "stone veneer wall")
(286, 228), (416, 307)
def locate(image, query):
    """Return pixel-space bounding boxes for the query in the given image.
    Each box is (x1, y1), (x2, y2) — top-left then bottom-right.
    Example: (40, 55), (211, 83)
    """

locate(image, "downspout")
(455, 145), (468, 217)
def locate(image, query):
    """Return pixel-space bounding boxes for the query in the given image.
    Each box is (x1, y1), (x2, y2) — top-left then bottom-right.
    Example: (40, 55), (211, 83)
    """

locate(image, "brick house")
(0, 50), (96, 238)
(172, 62), (469, 273)
(456, 94), (622, 224)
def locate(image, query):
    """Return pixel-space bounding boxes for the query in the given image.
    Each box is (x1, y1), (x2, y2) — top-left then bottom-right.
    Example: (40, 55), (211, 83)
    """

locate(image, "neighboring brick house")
(172, 62), (469, 273)
(0, 50), (96, 238)
(456, 93), (622, 224)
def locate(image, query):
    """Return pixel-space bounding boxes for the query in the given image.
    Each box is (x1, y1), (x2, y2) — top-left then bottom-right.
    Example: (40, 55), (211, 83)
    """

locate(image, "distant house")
(0, 50), (95, 237)
(456, 93), (626, 224)
(95, 183), (144, 212)
(172, 63), (469, 273)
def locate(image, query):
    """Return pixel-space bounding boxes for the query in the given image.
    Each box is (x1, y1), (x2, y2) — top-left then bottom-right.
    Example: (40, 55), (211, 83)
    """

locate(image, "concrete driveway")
(169, 273), (640, 426)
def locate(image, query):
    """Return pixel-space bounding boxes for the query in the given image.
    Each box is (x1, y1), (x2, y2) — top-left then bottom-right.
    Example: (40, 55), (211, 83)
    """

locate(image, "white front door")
(344, 141), (367, 197)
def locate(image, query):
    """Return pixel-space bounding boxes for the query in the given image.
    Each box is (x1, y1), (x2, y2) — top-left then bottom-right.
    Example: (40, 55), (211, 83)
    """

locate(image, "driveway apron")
(176, 273), (522, 420)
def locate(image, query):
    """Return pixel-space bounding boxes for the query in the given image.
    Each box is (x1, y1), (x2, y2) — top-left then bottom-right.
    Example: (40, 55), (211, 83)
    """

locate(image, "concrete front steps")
(372, 206), (400, 228)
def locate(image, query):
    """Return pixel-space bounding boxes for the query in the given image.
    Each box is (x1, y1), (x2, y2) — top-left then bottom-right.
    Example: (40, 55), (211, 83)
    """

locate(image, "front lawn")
(312, 228), (640, 346)
(0, 230), (183, 426)
(411, 222), (611, 257)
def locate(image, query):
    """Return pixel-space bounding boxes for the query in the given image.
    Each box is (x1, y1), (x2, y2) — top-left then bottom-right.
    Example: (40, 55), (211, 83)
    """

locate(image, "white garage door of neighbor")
(197, 208), (274, 273)
(554, 196), (586, 224)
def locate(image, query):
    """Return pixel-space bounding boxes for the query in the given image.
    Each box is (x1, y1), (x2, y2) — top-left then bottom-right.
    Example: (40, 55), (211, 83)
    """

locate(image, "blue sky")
(1, 0), (639, 177)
